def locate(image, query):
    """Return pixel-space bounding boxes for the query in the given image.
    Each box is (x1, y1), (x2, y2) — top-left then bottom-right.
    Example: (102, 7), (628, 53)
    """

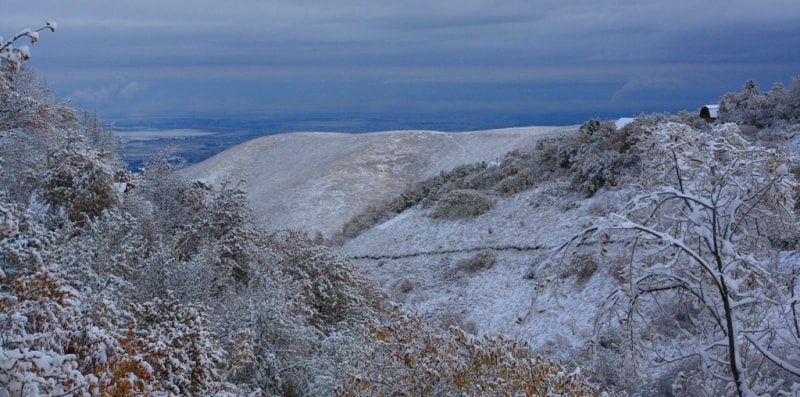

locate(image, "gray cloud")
(8, 0), (800, 124)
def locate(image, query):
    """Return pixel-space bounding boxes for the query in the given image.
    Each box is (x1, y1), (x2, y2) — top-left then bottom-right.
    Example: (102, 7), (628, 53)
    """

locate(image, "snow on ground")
(339, 181), (624, 359)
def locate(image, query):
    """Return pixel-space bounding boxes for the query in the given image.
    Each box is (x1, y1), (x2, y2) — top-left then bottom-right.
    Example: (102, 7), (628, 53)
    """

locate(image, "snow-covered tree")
(551, 122), (799, 395)
(719, 76), (800, 128)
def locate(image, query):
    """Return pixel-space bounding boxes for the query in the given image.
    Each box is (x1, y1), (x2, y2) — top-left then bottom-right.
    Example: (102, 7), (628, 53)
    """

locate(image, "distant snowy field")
(116, 128), (215, 141)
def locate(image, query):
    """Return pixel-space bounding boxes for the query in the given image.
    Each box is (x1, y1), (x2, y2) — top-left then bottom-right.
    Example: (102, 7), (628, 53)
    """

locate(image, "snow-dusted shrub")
(567, 120), (641, 197)
(172, 179), (255, 283)
(40, 149), (120, 222)
(560, 251), (599, 286)
(0, 74), (80, 204)
(337, 308), (597, 396)
(393, 162), (492, 211)
(269, 230), (372, 330)
(528, 118), (643, 198)
(0, 201), (55, 276)
(335, 203), (387, 243)
(432, 188), (496, 219)
(125, 295), (225, 395)
(0, 247), (229, 396)
(397, 278), (413, 293)
(132, 147), (193, 229)
(493, 167), (535, 195)
(0, 266), (89, 396)
(0, 201), (17, 238)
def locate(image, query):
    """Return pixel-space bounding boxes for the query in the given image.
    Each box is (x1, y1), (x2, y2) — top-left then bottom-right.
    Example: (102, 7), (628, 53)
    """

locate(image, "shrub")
(269, 230), (373, 330)
(570, 120), (642, 197)
(337, 308), (598, 396)
(40, 149), (120, 222)
(718, 76), (800, 128)
(432, 189), (496, 219)
(493, 168), (535, 195)
(336, 204), (387, 243)
(125, 295), (225, 395)
(397, 278), (414, 293)
(559, 251), (599, 286)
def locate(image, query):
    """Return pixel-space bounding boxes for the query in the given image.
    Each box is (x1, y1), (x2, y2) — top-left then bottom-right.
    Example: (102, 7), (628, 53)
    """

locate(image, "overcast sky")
(5, 1), (800, 128)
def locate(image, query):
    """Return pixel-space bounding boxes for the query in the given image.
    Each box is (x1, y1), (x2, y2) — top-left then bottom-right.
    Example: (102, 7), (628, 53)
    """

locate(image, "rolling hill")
(183, 126), (577, 239)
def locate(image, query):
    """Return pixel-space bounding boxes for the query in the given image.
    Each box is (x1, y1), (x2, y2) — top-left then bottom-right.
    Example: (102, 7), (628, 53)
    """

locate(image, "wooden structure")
(700, 104), (719, 123)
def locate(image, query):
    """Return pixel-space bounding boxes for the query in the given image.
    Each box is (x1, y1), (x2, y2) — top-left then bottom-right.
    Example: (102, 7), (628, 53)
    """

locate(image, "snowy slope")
(183, 126), (576, 239)
(339, 180), (626, 358)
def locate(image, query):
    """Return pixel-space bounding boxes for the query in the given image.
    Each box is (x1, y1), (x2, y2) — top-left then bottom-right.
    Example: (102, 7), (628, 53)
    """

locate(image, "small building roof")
(700, 104), (719, 119)
(615, 117), (635, 129)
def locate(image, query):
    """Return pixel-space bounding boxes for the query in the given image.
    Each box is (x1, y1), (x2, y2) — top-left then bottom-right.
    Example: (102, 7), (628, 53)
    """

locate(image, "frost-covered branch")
(0, 21), (56, 73)
(743, 334), (800, 377)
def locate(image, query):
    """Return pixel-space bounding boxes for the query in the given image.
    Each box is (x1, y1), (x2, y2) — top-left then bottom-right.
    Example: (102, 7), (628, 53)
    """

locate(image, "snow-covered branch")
(0, 21), (56, 73)
(743, 333), (800, 377)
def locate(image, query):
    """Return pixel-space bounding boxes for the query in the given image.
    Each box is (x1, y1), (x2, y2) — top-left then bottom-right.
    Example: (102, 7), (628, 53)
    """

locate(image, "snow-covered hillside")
(341, 180), (615, 353)
(185, 115), (800, 395)
(183, 126), (577, 239)
(340, 120), (800, 395)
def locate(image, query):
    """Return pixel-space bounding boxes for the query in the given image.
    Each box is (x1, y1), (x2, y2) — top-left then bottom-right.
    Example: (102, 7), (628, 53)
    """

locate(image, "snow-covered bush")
(493, 167), (536, 195)
(0, 266), (89, 396)
(125, 295), (225, 395)
(131, 147), (192, 229)
(719, 76), (800, 128)
(0, 199), (55, 276)
(40, 148), (120, 222)
(559, 251), (599, 286)
(0, 73), (80, 205)
(562, 119), (641, 197)
(338, 307), (597, 396)
(432, 188), (496, 219)
(269, 230), (372, 330)
(453, 248), (497, 273)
